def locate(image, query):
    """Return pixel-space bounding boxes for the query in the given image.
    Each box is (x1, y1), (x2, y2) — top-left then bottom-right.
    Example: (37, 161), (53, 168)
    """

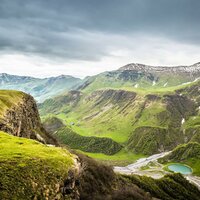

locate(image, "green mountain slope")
(78, 62), (200, 93)
(2, 130), (199, 200)
(38, 63), (200, 162)
(54, 126), (122, 155)
(42, 116), (122, 155)
(40, 80), (200, 156)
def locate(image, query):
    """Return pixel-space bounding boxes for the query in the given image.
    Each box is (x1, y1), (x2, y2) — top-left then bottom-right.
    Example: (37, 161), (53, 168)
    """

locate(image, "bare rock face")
(0, 93), (58, 145)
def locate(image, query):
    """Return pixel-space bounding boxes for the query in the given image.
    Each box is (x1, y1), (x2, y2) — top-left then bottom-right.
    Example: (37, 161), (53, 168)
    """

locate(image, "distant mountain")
(2, 62), (200, 102)
(119, 62), (200, 73)
(78, 62), (200, 92)
(0, 73), (82, 102)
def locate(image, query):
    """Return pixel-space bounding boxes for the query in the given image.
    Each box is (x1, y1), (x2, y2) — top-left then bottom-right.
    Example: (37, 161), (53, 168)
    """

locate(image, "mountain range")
(38, 62), (200, 152)
(78, 62), (200, 93)
(1, 62), (200, 103)
(0, 73), (82, 102)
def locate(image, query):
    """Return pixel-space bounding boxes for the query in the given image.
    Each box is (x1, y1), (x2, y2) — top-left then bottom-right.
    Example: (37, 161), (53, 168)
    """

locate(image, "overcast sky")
(0, 0), (200, 78)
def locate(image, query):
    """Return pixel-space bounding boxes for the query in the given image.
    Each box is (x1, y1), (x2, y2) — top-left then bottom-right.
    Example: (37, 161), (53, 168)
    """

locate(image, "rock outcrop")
(0, 92), (58, 145)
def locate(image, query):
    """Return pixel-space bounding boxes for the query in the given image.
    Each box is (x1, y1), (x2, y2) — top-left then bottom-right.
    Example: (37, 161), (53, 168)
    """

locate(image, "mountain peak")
(191, 62), (200, 67)
(118, 63), (149, 71)
(118, 62), (200, 73)
(0, 73), (9, 77)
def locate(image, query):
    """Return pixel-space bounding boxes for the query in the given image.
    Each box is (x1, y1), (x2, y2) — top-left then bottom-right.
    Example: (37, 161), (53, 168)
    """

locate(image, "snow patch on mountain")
(134, 83), (139, 88)
(164, 82), (168, 87)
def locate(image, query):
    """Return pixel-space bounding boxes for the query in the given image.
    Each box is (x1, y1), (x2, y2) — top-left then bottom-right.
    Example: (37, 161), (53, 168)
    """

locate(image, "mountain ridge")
(119, 62), (200, 73)
(0, 73), (82, 102)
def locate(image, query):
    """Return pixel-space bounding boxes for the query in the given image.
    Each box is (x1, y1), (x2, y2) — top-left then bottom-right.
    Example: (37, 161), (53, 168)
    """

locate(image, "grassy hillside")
(0, 131), (148, 199)
(40, 82), (200, 156)
(78, 66), (199, 94)
(54, 127), (122, 155)
(39, 69), (200, 158)
(159, 142), (200, 176)
(0, 90), (24, 117)
(0, 126), (199, 199)
(0, 131), (75, 199)
(79, 149), (144, 166)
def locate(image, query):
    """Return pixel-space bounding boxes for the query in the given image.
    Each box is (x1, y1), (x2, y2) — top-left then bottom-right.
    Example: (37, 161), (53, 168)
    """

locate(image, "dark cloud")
(0, 0), (200, 61)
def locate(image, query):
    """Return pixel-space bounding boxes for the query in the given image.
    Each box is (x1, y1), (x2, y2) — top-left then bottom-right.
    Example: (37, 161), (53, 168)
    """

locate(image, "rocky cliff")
(0, 90), (57, 145)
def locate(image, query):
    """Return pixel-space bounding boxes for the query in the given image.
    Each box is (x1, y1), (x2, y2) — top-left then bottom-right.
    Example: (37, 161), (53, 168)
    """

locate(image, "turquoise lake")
(168, 164), (192, 175)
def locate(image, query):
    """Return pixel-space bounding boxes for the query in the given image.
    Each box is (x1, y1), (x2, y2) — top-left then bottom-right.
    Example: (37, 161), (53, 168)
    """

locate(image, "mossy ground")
(0, 131), (74, 199)
(81, 73), (197, 95)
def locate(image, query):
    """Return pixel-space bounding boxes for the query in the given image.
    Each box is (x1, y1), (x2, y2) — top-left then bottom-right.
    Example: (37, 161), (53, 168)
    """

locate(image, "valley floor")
(114, 151), (200, 189)
(79, 149), (144, 166)
(114, 151), (171, 178)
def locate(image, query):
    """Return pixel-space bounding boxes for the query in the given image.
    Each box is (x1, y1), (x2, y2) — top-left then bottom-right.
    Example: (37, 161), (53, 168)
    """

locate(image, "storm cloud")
(0, 0), (199, 60)
(0, 0), (200, 77)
